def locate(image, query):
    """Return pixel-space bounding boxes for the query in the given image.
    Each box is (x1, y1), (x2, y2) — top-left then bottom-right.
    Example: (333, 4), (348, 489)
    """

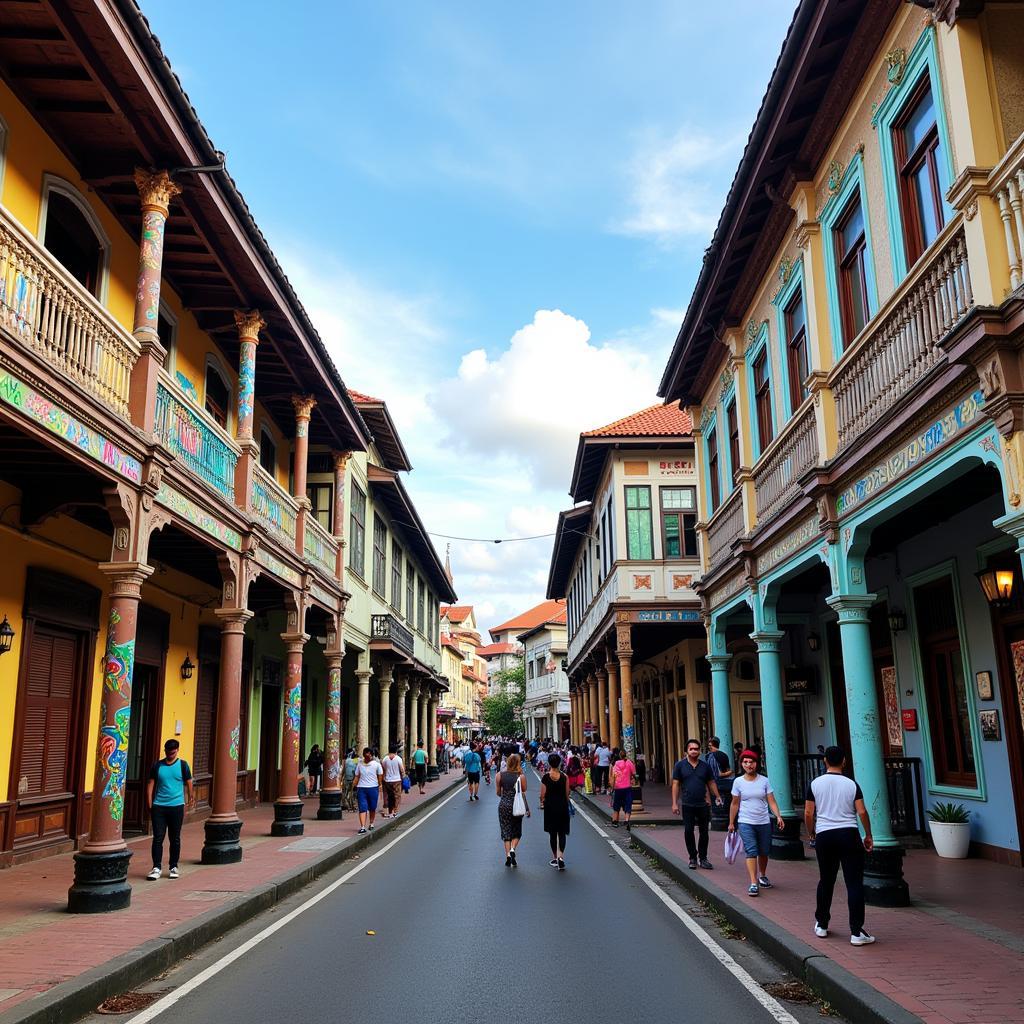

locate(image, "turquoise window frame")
(702, 410), (724, 514)
(873, 26), (956, 283)
(905, 559), (986, 802)
(820, 152), (879, 361)
(720, 381), (738, 492)
(772, 256), (809, 418)
(744, 322), (776, 461)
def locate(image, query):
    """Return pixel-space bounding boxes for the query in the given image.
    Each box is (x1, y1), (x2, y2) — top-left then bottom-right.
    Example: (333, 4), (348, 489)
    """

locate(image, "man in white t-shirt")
(354, 747), (384, 834)
(381, 744), (405, 820)
(804, 745), (875, 946)
(594, 742), (612, 794)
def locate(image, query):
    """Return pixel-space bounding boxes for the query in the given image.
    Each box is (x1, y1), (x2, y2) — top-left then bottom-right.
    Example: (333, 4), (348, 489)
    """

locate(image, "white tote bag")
(512, 773), (527, 817)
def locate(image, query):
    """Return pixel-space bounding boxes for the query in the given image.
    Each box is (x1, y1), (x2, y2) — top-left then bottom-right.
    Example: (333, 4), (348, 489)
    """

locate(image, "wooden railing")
(303, 513), (338, 575)
(154, 378), (237, 499)
(753, 401), (819, 523)
(371, 613), (414, 656)
(992, 133), (1024, 290)
(0, 206), (138, 417)
(706, 486), (745, 569)
(831, 221), (973, 451)
(251, 462), (298, 544)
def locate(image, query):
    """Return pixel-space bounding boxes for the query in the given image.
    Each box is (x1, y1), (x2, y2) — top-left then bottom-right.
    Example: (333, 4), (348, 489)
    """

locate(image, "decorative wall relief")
(1011, 640), (1024, 738)
(880, 666), (903, 752)
(155, 482), (242, 550)
(632, 574), (653, 591)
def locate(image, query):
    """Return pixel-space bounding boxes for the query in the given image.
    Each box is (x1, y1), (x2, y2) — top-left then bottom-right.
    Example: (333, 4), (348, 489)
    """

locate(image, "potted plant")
(927, 801), (971, 859)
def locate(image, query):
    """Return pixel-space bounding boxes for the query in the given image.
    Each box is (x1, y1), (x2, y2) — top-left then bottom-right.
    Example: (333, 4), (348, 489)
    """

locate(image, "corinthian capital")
(234, 309), (266, 343)
(292, 394), (318, 420)
(332, 450), (352, 472)
(134, 168), (181, 214)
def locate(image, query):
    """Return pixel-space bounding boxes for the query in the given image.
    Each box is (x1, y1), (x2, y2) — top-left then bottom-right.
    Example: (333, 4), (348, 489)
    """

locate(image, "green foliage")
(926, 801), (970, 824)
(481, 663), (526, 735)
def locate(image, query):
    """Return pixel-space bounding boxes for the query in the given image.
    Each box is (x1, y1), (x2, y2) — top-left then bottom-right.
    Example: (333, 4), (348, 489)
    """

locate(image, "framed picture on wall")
(980, 709), (1001, 742)
(975, 671), (994, 701)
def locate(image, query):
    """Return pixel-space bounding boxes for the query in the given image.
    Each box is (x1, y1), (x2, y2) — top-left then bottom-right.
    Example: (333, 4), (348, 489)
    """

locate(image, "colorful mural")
(229, 723), (240, 763)
(155, 481), (243, 550)
(880, 665), (903, 753)
(136, 210), (165, 326)
(98, 704), (131, 821)
(237, 339), (256, 430)
(285, 682), (302, 735)
(0, 370), (142, 482)
(103, 609), (135, 701)
(175, 371), (200, 405)
(325, 668), (341, 782)
(1011, 640), (1024, 740)
(255, 546), (303, 586)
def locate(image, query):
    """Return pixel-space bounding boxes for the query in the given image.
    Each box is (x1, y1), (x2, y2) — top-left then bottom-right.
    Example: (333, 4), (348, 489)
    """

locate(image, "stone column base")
(201, 818), (243, 864)
(771, 816), (805, 860)
(67, 849), (133, 913)
(864, 844), (910, 906)
(317, 789), (343, 821)
(426, 765), (440, 781)
(710, 778), (733, 831)
(270, 800), (304, 837)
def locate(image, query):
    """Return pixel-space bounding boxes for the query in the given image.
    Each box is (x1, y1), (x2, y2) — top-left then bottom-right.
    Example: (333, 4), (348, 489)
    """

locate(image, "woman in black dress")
(497, 752), (529, 867)
(540, 752), (571, 871)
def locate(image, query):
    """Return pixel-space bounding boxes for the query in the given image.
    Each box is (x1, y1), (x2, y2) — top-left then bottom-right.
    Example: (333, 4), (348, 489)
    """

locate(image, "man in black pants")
(671, 738), (723, 869)
(146, 739), (194, 880)
(804, 745), (876, 946)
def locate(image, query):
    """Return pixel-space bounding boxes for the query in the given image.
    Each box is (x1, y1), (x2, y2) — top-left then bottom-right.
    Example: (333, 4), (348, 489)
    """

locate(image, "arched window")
(40, 177), (109, 301)
(204, 356), (231, 430)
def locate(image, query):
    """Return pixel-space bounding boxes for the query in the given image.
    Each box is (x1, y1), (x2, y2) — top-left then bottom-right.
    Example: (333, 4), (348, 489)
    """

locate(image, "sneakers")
(814, 922), (828, 938)
(505, 855), (512, 867)
(550, 858), (559, 868)
(850, 931), (876, 946)
(368, 824), (374, 831)
(357, 827), (367, 834)
(688, 858), (698, 869)
(168, 866), (179, 879)
(146, 866), (161, 881)
(748, 883), (759, 897)
(757, 875), (772, 889)
(610, 821), (619, 828)
(557, 859), (566, 872)
(510, 850), (517, 868)
(699, 858), (714, 870)
(625, 822), (631, 832)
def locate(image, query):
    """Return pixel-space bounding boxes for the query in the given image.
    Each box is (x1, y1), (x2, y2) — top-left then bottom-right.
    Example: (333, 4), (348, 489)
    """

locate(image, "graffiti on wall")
(155, 482), (242, 551)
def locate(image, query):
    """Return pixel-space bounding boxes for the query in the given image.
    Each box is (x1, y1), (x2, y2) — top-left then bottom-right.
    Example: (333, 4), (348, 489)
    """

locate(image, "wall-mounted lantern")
(180, 653), (195, 680)
(976, 567), (1015, 608)
(887, 609), (907, 634)
(806, 630), (820, 653)
(0, 615), (14, 655)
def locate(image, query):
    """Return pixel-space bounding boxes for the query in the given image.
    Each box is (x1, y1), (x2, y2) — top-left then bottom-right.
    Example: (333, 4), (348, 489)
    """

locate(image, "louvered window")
(21, 627), (77, 797)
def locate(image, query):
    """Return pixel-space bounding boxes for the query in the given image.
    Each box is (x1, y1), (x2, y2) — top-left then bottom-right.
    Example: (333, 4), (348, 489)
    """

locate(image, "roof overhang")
(351, 396), (412, 472)
(545, 504), (593, 600)
(569, 435), (695, 502)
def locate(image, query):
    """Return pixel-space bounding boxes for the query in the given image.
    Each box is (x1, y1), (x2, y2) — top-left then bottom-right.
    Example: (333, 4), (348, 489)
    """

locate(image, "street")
(86, 777), (842, 1024)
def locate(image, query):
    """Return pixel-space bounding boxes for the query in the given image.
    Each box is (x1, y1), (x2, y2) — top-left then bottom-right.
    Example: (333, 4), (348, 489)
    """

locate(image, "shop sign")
(785, 666), (818, 696)
(901, 709), (918, 731)
(634, 609), (701, 623)
(658, 459), (694, 476)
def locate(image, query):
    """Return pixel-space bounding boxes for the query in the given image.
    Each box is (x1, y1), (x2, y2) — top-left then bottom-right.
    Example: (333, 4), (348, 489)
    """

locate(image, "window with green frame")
(624, 485), (653, 559)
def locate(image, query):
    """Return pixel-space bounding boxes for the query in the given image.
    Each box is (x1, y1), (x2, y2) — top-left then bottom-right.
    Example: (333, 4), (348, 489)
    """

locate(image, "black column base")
(771, 816), (805, 860)
(67, 848), (133, 913)
(427, 765), (440, 781)
(270, 800), (305, 837)
(201, 818), (243, 864)
(864, 844), (910, 906)
(710, 778), (733, 831)
(317, 789), (343, 821)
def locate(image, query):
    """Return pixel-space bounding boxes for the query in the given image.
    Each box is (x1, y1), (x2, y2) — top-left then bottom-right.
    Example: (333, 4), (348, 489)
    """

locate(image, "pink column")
(127, 169), (180, 432)
(272, 632), (308, 836)
(292, 395), (317, 556)
(318, 629), (345, 820)
(233, 310), (265, 508)
(332, 450), (350, 578)
(68, 561), (153, 913)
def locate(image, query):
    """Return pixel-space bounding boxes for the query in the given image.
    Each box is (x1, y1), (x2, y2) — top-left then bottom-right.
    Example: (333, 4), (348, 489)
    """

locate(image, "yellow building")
(439, 606), (488, 728)
(660, 1), (1024, 890)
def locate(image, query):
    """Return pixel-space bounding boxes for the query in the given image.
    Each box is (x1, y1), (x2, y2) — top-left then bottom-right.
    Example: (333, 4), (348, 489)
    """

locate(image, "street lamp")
(806, 630), (820, 653)
(887, 609), (907, 634)
(977, 567), (1015, 608)
(180, 653), (195, 680)
(0, 615), (14, 655)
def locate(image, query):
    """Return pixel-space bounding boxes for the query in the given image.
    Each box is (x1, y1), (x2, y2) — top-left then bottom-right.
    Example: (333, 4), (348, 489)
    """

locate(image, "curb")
(0, 775), (464, 1024)
(629, 830), (922, 1024)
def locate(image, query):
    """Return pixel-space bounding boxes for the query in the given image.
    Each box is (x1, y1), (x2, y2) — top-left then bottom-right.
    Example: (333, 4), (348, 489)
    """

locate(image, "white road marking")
(123, 786), (465, 1023)
(575, 803), (800, 1024)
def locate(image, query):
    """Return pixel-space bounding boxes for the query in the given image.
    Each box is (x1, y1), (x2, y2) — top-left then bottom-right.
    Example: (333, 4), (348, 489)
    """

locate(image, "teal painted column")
(706, 655), (733, 758)
(826, 594), (909, 905)
(751, 629), (803, 859)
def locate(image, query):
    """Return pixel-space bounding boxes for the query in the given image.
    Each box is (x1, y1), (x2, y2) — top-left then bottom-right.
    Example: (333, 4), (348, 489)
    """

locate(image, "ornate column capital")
(292, 394), (318, 421)
(706, 653), (733, 670)
(749, 629), (785, 653)
(332, 450), (352, 471)
(825, 593), (877, 624)
(134, 167), (181, 214)
(98, 560), (154, 598)
(377, 665), (394, 688)
(234, 309), (266, 343)
(355, 668), (372, 684)
(280, 631), (309, 654)
(215, 608), (254, 632)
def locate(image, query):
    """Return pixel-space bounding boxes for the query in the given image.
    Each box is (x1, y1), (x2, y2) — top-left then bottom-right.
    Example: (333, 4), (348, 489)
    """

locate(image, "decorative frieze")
(755, 515), (819, 576)
(155, 482), (242, 550)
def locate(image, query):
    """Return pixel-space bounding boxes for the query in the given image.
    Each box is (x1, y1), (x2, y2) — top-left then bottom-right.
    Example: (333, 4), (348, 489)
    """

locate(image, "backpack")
(703, 750), (721, 780)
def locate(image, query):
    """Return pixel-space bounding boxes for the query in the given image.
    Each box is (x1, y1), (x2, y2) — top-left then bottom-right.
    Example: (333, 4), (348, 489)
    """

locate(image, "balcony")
(705, 486), (745, 569)
(831, 218), (973, 452)
(752, 399), (819, 524)
(154, 377), (238, 500)
(0, 205), (138, 418)
(992, 133), (1024, 291)
(251, 462), (298, 544)
(303, 514), (338, 575)
(371, 613), (414, 656)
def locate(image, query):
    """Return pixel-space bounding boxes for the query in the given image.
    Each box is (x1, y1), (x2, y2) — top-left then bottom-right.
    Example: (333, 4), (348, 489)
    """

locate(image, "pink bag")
(724, 829), (742, 865)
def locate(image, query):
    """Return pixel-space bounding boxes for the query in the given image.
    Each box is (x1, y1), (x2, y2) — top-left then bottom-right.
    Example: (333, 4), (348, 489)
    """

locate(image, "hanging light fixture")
(806, 630), (820, 652)
(977, 567), (1015, 608)
(888, 608), (907, 634)
(180, 653), (195, 680)
(0, 615), (14, 655)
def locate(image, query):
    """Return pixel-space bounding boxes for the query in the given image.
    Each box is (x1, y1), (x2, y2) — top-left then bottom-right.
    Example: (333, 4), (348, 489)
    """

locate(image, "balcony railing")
(705, 486), (745, 569)
(154, 379), (237, 500)
(753, 400), (819, 523)
(303, 513), (338, 575)
(992, 133), (1024, 290)
(251, 462), (298, 544)
(0, 206), (138, 417)
(831, 220), (973, 452)
(371, 613), (414, 656)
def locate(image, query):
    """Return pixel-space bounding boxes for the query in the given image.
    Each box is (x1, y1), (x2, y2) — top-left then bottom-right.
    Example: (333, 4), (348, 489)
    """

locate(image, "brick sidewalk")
(639, 827), (1024, 1024)
(0, 774), (456, 1016)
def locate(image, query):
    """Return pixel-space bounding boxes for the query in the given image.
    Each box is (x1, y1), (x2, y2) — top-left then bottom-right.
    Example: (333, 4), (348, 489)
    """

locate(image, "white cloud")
(612, 127), (742, 246)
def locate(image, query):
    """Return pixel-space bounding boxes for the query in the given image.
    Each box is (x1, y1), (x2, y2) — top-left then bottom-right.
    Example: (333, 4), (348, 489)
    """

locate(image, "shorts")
(612, 787), (634, 813)
(466, 772), (480, 784)
(738, 821), (772, 858)
(356, 786), (379, 813)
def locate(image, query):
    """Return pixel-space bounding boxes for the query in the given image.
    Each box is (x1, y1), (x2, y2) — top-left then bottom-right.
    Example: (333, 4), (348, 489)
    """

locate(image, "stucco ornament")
(885, 46), (907, 86)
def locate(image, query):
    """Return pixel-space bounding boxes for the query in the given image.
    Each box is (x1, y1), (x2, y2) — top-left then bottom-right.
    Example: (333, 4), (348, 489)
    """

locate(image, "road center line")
(574, 801), (800, 1024)
(124, 785), (465, 1024)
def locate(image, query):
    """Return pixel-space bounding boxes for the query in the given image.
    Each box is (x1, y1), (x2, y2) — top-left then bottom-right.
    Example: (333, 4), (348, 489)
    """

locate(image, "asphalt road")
(102, 774), (839, 1024)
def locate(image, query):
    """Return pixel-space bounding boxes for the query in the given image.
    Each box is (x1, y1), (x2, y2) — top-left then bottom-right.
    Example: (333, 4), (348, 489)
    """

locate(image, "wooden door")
(825, 619), (853, 765)
(123, 663), (160, 833)
(258, 656), (282, 803)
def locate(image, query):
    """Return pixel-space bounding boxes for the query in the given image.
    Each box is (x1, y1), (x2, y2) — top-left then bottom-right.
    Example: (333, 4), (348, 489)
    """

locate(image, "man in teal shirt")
(412, 741), (428, 794)
(146, 739), (193, 880)
(463, 745), (482, 801)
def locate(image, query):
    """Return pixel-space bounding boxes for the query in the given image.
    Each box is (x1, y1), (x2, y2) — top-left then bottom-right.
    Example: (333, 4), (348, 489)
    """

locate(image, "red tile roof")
(347, 388), (384, 404)
(582, 400), (692, 439)
(477, 642), (520, 658)
(490, 600), (566, 638)
(440, 634), (464, 655)
(441, 605), (474, 624)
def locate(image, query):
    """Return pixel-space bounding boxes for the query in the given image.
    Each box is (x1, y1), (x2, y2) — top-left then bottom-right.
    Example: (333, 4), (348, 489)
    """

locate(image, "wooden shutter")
(193, 663), (217, 775)
(20, 628), (77, 797)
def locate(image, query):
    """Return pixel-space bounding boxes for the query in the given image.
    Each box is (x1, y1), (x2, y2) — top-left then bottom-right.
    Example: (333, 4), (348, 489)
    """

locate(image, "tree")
(482, 663), (525, 735)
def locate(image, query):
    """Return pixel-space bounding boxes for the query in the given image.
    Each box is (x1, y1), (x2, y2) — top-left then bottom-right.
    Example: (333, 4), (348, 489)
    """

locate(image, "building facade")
(439, 605), (488, 727)
(547, 404), (704, 782)
(659, 0), (1024, 893)
(520, 609), (570, 741)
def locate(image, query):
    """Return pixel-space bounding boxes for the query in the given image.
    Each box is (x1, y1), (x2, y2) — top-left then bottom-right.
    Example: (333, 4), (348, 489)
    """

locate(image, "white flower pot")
(929, 821), (971, 859)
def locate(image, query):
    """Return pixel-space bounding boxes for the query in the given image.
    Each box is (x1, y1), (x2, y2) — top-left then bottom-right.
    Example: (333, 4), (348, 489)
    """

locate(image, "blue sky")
(144, 0), (794, 632)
